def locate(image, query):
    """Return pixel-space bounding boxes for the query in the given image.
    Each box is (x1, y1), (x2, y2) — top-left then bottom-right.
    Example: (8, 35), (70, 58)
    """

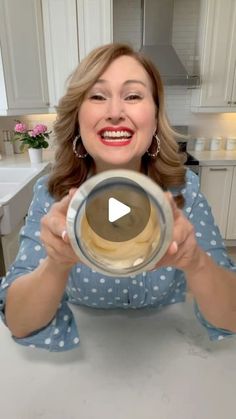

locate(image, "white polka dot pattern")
(1, 170), (236, 352)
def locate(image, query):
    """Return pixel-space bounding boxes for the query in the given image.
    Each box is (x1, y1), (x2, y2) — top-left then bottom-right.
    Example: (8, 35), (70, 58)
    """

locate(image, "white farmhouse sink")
(0, 167), (40, 202)
(0, 167), (39, 183)
(0, 163), (51, 235)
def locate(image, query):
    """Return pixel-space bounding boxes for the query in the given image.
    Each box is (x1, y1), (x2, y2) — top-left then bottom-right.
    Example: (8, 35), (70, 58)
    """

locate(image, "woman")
(1, 44), (236, 352)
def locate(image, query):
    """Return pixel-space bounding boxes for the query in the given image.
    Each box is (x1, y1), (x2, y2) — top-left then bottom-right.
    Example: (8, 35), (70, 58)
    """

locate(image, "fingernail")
(172, 241), (178, 253)
(61, 229), (68, 241)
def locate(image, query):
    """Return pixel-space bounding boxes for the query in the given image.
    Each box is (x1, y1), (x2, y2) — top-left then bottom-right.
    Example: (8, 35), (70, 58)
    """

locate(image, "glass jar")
(66, 170), (173, 277)
(194, 137), (206, 151)
(226, 137), (236, 151)
(209, 137), (222, 151)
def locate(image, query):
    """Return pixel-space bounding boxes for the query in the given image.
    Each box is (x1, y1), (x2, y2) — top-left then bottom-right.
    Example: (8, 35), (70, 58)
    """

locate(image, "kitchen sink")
(0, 163), (51, 235)
(0, 167), (41, 203)
(0, 167), (39, 183)
(0, 183), (21, 200)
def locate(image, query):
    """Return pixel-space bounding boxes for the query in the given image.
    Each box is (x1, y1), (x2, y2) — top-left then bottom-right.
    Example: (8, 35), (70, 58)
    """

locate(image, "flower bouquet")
(12, 121), (51, 152)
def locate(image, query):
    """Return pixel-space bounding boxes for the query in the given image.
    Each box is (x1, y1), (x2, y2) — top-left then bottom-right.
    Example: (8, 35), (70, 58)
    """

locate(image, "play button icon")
(84, 176), (151, 242)
(67, 169), (174, 276)
(108, 197), (131, 222)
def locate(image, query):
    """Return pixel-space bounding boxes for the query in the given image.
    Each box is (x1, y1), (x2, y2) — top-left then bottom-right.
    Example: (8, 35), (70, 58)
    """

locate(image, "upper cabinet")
(42, 0), (112, 108)
(0, 0), (113, 115)
(77, 0), (113, 60)
(0, 0), (49, 113)
(192, 0), (236, 112)
(42, 0), (79, 110)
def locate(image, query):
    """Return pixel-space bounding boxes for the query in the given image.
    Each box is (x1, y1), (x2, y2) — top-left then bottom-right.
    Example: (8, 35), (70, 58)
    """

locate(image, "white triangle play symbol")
(108, 197), (131, 223)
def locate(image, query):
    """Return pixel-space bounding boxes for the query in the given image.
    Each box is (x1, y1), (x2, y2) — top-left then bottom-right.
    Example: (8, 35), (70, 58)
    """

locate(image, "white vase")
(28, 148), (43, 164)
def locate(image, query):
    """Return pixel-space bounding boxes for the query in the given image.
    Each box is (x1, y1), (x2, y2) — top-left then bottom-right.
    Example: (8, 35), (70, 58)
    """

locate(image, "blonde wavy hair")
(48, 43), (186, 207)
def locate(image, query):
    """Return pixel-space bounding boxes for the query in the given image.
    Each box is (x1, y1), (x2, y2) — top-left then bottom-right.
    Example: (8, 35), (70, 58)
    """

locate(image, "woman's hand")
(155, 192), (203, 273)
(40, 189), (79, 269)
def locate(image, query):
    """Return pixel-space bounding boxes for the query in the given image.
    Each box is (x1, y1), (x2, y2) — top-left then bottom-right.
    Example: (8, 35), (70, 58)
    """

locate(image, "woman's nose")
(106, 98), (125, 123)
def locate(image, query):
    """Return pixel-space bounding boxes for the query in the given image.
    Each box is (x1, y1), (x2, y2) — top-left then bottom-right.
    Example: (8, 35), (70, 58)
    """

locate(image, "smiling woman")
(47, 43), (185, 206)
(78, 55), (157, 173)
(1, 43), (236, 352)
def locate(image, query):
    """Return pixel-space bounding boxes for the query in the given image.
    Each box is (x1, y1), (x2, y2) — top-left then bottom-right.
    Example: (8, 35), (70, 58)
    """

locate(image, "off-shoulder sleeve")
(183, 170), (236, 341)
(0, 176), (80, 351)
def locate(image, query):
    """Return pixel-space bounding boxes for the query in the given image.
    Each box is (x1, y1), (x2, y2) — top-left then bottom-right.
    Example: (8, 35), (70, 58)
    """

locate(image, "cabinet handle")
(227, 101), (232, 104)
(209, 168), (227, 171)
(233, 101), (236, 105)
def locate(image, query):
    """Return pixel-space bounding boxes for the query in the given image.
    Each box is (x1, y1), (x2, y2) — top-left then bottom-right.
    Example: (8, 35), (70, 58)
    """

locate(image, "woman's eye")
(90, 94), (106, 101)
(125, 94), (142, 101)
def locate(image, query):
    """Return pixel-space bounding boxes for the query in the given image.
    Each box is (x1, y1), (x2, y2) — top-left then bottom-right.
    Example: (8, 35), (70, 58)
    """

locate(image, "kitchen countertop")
(0, 298), (236, 419)
(0, 149), (55, 167)
(190, 150), (236, 166)
(1, 149), (236, 167)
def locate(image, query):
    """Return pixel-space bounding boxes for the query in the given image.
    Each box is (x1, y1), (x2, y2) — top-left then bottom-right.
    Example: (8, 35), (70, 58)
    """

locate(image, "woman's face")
(78, 55), (157, 172)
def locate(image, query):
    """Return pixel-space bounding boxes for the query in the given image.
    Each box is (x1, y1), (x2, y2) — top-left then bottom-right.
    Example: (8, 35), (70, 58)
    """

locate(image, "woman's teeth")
(101, 130), (132, 139)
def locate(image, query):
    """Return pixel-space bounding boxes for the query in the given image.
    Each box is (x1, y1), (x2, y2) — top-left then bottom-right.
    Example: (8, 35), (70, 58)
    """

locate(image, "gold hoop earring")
(73, 135), (88, 159)
(147, 134), (161, 158)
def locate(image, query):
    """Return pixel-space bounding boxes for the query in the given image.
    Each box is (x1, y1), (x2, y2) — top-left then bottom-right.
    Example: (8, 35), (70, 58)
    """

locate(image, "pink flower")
(28, 130), (36, 137)
(28, 124), (48, 137)
(34, 124), (47, 134)
(14, 123), (27, 133)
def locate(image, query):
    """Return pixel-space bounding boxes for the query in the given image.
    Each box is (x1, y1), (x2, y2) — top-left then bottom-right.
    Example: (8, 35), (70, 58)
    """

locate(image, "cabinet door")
(0, 0), (49, 110)
(226, 167), (236, 240)
(0, 219), (24, 275)
(42, 0), (79, 108)
(0, 45), (7, 111)
(77, 0), (113, 60)
(200, 166), (233, 238)
(232, 60), (236, 106)
(196, 0), (236, 108)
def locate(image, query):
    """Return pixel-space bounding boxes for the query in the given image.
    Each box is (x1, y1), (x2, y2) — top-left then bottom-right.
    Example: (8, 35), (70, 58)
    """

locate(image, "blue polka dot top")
(1, 170), (236, 351)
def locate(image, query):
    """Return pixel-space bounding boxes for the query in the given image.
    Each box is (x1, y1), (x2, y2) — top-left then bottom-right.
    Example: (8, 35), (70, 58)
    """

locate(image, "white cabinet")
(192, 0), (236, 112)
(0, 46), (7, 111)
(42, 0), (79, 108)
(0, 0), (113, 114)
(227, 168), (236, 240)
(0, 220), (24, 276)
(77, 0), (113, 60)
(0, 0), (49, 113)
(200, 165), (236, 240)
(42, 0), (112, 108)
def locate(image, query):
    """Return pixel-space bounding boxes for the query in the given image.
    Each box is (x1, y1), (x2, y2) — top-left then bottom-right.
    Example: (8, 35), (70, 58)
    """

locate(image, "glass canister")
(66, 170), (173, 277)
(225, 137), (236, 151)
(209, 137), (222, 151)
(194, 137), (206, 151)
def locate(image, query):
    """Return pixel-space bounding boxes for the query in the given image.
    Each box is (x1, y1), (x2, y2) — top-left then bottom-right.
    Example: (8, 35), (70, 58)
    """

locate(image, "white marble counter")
(190, 150), (236, 166)
(0, 298), (236, 419)
(0, 149), (55, 167)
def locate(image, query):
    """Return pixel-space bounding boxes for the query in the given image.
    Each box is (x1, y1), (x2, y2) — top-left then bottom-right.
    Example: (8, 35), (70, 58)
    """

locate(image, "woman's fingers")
(39, 190), (79, 266)
(40, 223), (78, 264)
(42, 191), (75, 239)
(152, 192), (198, 270)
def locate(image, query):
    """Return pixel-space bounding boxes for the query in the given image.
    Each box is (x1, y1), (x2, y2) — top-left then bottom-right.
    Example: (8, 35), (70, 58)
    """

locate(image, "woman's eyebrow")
(95, 79), (147, 87)
(123, 79), (147, 87)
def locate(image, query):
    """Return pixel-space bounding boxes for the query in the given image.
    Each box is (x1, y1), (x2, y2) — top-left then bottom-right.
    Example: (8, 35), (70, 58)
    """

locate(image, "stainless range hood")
(140, 0), (200, 87)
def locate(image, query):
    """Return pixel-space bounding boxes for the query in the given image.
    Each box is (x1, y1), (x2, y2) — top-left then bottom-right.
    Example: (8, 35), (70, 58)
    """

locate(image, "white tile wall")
(113, 0), (142, 51)
(172, 0), (200, 74)
(113, 0), (200, 126)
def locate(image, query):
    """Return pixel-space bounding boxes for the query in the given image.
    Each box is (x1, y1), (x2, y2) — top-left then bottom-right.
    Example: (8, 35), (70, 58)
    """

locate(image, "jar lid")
(66, 170), (173, 277)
